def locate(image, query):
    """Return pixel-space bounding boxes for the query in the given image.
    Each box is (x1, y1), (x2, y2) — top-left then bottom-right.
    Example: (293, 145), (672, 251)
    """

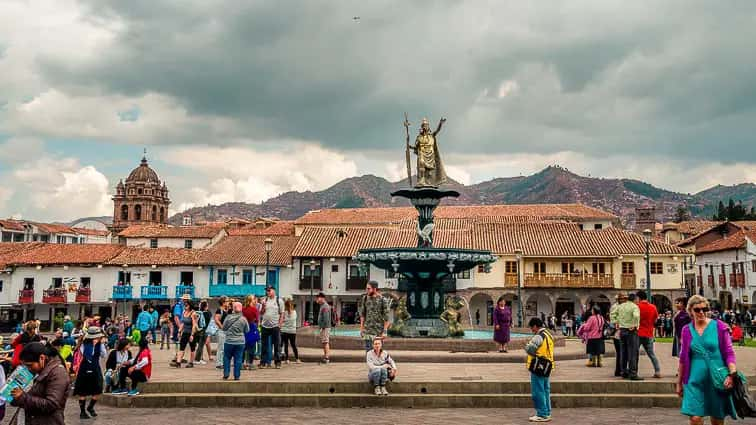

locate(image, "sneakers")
(170, 361), (181, 368)
(275, 363), (282, 369)
(374, 386), (382, 395)
(185, 362), (194, 368)
(111, 389), (128, 395)
(320, 358), (330, 365)
(653, 373), (662, 379)
(380, 386), (389, 396)
(295, 359), (302, 364)
(197, 360), (207, 365)
(528, 416), (552, 422)
(127, 389), (140, 396)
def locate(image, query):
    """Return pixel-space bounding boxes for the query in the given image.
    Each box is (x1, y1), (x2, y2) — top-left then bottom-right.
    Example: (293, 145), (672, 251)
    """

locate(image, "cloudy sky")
(1, 1), (755, 222)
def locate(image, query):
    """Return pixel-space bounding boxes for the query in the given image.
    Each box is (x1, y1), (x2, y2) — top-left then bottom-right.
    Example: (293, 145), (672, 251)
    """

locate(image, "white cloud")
(0, 138), (46, 164)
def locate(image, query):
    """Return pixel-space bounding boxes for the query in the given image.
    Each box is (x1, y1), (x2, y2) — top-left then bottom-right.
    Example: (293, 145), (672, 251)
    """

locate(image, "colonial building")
(110, 156), (171, 237)
(0, 219), (109, 244)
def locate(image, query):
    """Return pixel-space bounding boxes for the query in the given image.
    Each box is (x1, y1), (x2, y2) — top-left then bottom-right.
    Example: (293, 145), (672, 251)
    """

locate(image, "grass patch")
(656, 336), (756, 347)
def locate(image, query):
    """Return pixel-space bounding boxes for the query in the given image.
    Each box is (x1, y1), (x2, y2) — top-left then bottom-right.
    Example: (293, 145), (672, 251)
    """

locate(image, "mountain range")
(167, 166), (756, 227)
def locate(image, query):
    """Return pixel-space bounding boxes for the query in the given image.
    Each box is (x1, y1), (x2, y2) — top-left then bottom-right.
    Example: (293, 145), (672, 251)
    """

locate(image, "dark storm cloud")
(37, 0), (756, 161)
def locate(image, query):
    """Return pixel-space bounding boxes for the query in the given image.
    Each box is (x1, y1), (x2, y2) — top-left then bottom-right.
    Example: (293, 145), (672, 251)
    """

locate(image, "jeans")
(368, 368), (388, 387)
(245, 340), (257, 364)
(223, 343), (245, 380)
(260, 327), (282, 366)
(194, 331), (207, 362)
(282, 332), (298, 361)
(363, 338), (373, 352)
(160, 328), (171, 349)
(530, 373), (551, 418)
(639, 336), (661, 373)
(150, 328), (157, 343)
(215, 330), (226, 367)
(620, 328), (640, 377)
(613, 338), (623, 376)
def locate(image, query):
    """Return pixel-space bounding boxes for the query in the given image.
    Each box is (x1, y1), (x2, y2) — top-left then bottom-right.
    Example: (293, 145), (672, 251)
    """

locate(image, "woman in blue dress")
(677, 295), (738, 425)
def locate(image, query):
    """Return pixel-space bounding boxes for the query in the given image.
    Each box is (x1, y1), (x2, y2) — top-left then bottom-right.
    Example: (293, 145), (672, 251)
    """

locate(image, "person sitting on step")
(366, 337), (397, 396)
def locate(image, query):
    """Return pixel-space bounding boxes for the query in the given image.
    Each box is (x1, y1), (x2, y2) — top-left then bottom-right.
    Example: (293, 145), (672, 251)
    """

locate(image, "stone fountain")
(354, 116), (495, 337)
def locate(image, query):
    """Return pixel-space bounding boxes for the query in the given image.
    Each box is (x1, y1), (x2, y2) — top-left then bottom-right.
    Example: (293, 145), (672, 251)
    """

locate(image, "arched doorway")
(469, 293), (494, 326)
(719, 291), (733, 311)
(652, 294), (672, 313)
(525, 294), (553, 323)
(555, 293), (579, 323)
(586, 294), (611, 317)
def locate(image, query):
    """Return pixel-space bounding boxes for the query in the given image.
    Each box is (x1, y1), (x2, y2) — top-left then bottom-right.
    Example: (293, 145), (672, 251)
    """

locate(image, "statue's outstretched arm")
(433, 117), (446, 137)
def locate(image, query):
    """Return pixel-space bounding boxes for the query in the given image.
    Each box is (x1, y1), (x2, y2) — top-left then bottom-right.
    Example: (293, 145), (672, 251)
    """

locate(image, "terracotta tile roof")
(72, 227), (110, 236)
(0, 219), (26, 231)
(106, 247), (205, 266)
(663, 220), (722, 236)
(295, 203), (617, 225)
(227, 221), (295, 236)
(9, 243), (125, 265)
(118, 224), (225, 238)
(732, 221), (756, 230)
(31, 222), (76, 234)
(202, 235), (297, 266)
(0, 243), (45, 269)
(696, 229), (756, 254)
(292, 221), (688, 258)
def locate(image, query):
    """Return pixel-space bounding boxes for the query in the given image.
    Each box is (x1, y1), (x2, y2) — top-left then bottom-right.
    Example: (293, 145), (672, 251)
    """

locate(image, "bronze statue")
(388, 297), (412, 336)
(439, 295), (465, 337)
(405, 116), (448, 188)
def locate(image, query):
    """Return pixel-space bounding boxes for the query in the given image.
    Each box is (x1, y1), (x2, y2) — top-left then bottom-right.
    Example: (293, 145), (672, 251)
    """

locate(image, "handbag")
(527, 330), (553, 377)
(732, 373), (756, 418)
(206, 319), (219, 337)
(245, 325), (260, 345)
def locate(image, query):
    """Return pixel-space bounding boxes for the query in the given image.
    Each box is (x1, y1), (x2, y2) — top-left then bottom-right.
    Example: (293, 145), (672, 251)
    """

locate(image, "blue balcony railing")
(209, 284), (265, 298)
(175, 285), (196, 299)
(112, 285), (133, 300)
(140, 285), (168, 299)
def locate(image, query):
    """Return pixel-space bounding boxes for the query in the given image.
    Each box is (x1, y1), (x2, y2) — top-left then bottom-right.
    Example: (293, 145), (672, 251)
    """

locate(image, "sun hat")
(84, 326), (105, 340)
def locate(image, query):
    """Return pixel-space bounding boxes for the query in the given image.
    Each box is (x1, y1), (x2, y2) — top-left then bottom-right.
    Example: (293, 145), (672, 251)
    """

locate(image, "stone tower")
(109, 155), (171, 236)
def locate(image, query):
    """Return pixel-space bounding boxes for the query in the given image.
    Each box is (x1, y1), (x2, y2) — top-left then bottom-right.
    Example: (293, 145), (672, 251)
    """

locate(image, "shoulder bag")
(527, 330), (553, 377)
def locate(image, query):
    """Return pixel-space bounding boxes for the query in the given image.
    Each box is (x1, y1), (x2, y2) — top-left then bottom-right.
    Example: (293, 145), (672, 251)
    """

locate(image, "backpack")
(196, 311), (206, 330)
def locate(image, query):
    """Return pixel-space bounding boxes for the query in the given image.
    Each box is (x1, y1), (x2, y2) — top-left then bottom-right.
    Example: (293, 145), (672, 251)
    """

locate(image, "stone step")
(135, 380), (689, 395)
(101, 392), (684, 409)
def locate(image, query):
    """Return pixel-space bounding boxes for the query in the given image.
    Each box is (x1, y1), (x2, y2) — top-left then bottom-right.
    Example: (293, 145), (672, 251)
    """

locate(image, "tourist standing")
(636, 290), (661, 378)
(222, 302), (250, 381)
(359, 281), (389, 351)
(281, 299), (300, 363)
(214, 296), (230, 369)
(194, 301), (212, 365)
(63, 315), (74, 336)
(73, 326), (107, 419)
(135, 305), (153, 344)
(159, 311), (172, 350)
(12, 321), (41, 369)
(673, 297), (691, 357)
(172, 301), (198, 368)
(577, 306), (605, 367)
(366, 337), (397, 396)
(493, 297), (512, 353)
(678, 295), (738, 424)
(149, 305), (159, 344)
(317, 292), (332, 364)
(617, 293), (642, 380)
(609, 294), (626, 377)
(525, 318), (554, 423)
(11, 342), (69, 425)
(260, 287), (284, 369)
(172, 300), (184, 343)
(242, 295), (259, 370)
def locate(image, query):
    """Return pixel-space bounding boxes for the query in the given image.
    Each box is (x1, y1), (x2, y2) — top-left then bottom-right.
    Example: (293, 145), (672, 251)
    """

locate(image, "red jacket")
(637, 300), (658, 338)
(732, 325), (743, 341)
(242, 306), (259, 325)
(136, 348), (152, 379)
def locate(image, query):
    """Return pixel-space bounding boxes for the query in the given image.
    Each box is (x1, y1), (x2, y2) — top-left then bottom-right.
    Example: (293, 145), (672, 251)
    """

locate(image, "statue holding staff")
(407, 116), (448, 188)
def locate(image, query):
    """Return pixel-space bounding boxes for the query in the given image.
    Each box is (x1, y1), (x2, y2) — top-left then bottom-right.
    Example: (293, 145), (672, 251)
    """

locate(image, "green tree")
(673, 205), (690, 223)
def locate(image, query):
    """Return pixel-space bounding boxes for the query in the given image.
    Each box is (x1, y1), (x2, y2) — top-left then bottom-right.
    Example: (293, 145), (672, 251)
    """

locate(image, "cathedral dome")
(126, 156), (160, 183)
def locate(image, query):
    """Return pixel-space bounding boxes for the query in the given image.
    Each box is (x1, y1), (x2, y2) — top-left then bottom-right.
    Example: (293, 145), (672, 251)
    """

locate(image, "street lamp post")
(307, 259), (316, 324)
(515, 248), (523, 328)
(643, 229), (652, 301)
(264, 237), (273, 292)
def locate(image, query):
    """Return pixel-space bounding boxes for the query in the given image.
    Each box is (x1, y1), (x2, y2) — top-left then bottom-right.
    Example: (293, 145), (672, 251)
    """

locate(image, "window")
(56, 235), (65, 244)
(120, 205), (128, 220)
(561, 262), (577, 274)
(385, 269), (396, 278)
(149, 271), (162, 285)
(150, 239), (158, 249)
(137, 188), (143, 195)
(650, 262), (663, 274)
(595, 223), (603, 230)
(23, 278), (34, 290)
(532, 262), (546, 274)
(303, 261), (321, 277)
(242, 269), (253, 284)
(331, 264), (339, 273)
(182, 216), (192, 226)
(180, 271), (194, 285)
(456, 269), (471, 279)
(152, 206), (157, 221)
(160, 207), (165, 222)
(52, 277), (63, 288)
(117, 271), (131, 285)
(592, 263), (606, 274)
(505, 261), (518, 274)
(0, 280), (3, 292)
(217, 269), (228, 284)
(578, 224), (584, 230)
(622, 262), (635, 274)
(134, 204), (142, 220)
(752, 260), (756, 273)
(349, 264), (367, 277)
(184, 240), (193, 249)
(80, 277), (91, 288)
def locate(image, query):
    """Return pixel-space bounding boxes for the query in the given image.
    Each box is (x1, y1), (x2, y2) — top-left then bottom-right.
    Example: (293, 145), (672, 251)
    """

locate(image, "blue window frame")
(217, 269), (228, 284)
(242, 269), (253, 284)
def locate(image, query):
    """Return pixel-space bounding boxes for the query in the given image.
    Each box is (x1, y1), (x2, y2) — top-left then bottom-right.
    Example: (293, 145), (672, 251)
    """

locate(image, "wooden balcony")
(346, 276), (368, 291)
(42, 288), (67, 304)
(707, 275), (714, 288)
(504, 273), (518, 287)
(299, 276), (322, 291)
(620, 274), (636, 289)
(18, 289), (34, 304)
(730, 273), (745, 288)
(75, 287), (91, 303)
(524, 273), (614, 289)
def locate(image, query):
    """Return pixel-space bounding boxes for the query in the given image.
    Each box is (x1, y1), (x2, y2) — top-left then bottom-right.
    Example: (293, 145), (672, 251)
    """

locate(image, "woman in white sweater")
(366, 338), (397, 395)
